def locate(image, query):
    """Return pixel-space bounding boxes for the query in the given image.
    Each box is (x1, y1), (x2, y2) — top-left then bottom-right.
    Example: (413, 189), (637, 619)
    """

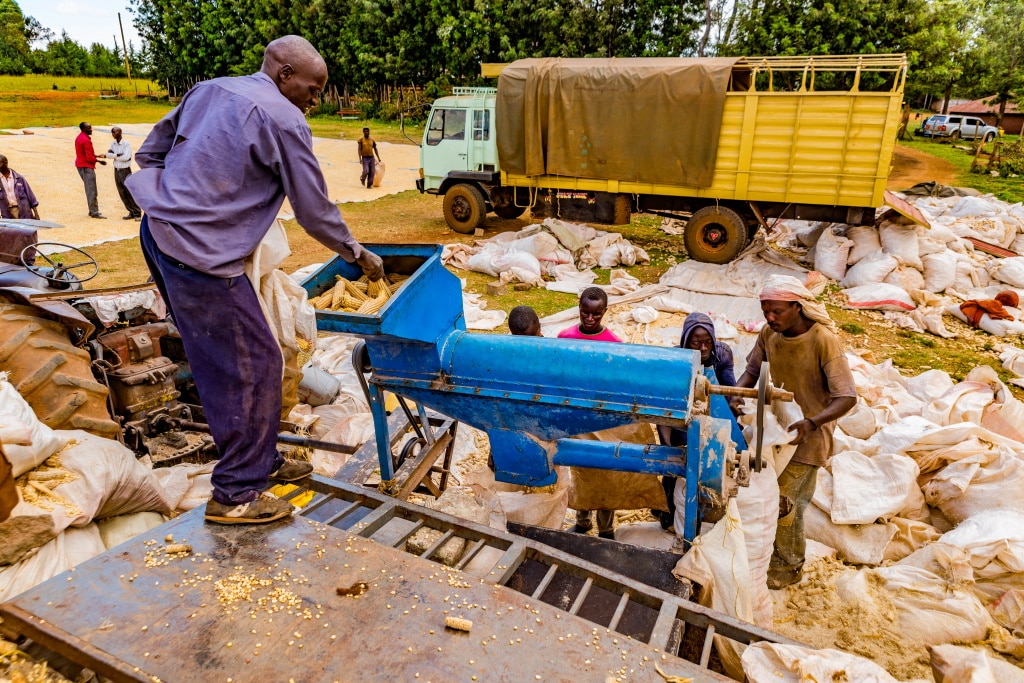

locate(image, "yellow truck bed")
(501, 54), (906, 211)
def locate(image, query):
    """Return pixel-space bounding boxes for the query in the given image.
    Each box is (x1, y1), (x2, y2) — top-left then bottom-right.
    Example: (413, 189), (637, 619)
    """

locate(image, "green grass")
(0, 74), (163, 93)
(0, 97), (175, 129)
(307, 115), (425, 146)
(901, 122), (1023, 204)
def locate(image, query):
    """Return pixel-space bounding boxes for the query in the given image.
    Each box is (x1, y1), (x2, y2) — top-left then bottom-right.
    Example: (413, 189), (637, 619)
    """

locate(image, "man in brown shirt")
(737, 275), (857, 589)
(357, 127), (381, 188)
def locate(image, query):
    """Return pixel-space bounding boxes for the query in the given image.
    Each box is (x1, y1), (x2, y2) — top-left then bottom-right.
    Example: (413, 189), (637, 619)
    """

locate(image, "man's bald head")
(261, 36), (328, 113)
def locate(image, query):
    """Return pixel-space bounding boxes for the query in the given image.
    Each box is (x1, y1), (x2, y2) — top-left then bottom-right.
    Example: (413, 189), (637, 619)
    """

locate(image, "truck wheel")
(984, 132), (995, 142)
(950, 130), (961, 140)
(443, 184), (487, 234)
(0, 303), (120, 437)
(490, 187), (527, 220)
(683, 206), (749, 264)
(493, 204), (526, 220)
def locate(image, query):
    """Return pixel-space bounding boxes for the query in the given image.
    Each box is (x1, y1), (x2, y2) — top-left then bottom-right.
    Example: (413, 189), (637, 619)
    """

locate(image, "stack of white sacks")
(788, 192), (1024, 337)
(0, 375), (176, 602)
(733, 352), (1024, 681)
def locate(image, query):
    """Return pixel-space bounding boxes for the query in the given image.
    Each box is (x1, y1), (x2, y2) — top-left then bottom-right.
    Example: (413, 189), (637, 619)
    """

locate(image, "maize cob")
(445, 616), (473, 632)
(356, 293), (388, 315)
(309, 290), (333, 309)
(331, 280), (347, 309)
(344, 278), (370, 301)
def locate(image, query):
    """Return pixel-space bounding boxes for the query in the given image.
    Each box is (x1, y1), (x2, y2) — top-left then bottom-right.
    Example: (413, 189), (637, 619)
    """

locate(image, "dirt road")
(0, 124), (421, 249)
(886, 145), (957, 190)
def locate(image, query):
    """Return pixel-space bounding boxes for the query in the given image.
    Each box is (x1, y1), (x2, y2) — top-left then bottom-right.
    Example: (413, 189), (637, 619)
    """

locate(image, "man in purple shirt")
(127, 35), (383, 525)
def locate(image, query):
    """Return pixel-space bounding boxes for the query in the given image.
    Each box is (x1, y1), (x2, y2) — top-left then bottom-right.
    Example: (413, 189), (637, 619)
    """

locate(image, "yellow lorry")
(416, 54), (907, 263)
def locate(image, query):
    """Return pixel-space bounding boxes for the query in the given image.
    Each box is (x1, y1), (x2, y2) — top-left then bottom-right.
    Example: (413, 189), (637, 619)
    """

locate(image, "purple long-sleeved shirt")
(126, 71), (362, 277)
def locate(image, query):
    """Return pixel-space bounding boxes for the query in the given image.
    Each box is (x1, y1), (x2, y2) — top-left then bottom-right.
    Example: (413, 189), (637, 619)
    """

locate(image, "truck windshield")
(426, 109), (467, 145)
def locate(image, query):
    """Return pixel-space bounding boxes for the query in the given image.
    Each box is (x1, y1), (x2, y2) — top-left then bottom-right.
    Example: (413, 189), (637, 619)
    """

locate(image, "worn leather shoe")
(270, 458), (314, 482)
(205, 492), (294, 525)
(89, 213), (107, 219)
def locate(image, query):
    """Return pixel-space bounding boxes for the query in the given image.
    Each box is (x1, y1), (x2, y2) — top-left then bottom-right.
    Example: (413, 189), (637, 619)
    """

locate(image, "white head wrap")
(759, 274), (836, 332)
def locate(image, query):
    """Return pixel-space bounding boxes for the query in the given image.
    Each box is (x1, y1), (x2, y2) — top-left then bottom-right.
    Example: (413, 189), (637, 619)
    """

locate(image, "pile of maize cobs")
(309, 273), (408, 314)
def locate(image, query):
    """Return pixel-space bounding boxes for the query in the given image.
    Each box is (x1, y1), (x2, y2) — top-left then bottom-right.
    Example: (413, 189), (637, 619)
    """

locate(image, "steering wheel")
(20, 242), (99, 286)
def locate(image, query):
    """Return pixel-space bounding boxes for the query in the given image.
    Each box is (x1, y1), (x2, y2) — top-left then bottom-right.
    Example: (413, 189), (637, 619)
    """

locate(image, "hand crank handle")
(704, 382), (794, 403)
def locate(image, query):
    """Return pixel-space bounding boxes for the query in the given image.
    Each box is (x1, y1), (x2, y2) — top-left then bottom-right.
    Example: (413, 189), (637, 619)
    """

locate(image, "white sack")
(923, 449), (1024, 523)
(795, 221), (829, 248)
(805, 502), (895, 566)
(867, 415), (937, 455)
(0, 377), (63, 477)
(807, 471), (895, 565)
(465, 467), (569, 529)
(613, 522), (675, 551)
(947, 302), (1024, 337)
(883, 517), (942, 563)
(900, 510), (1024, 602)
(989, 257), (1024, 289)
(902, 369), (956, 404)
(12, 430), (171, 548)
(829, 451), (921, 525)
(846, 225), (882, 265)
(843, 283), (916, 311)
(837, 402), (879, 440)
(884, 265), (926, 292)
(899, 423), (1022, 474)
(930, 643), (1024, 683)
(837, 565), (991, 645)
(734, 463), (779, 628)
(880, 221), (923, 270)
(0, 524), (106, 603)
(950, 195), (1001, 219)
(841, 251), (899, 288)
(742, 642), (902, 683)
(463, 293), (508, 331)
(922, 251), (958, 292)
(97, 511), (167, 550)
(814, 228), (852, 281)
(245, 220), (317, 353)
(672, 499), (751, 679)
(922, 379), (996, 427)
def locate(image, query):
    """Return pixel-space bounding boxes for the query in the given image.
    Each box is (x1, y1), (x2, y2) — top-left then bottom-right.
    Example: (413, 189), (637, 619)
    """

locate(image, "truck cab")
(418, 88), (525, 233)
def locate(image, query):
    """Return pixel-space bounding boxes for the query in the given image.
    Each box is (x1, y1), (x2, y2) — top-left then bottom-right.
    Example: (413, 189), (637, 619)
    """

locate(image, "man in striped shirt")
(106, 127), (142, 220)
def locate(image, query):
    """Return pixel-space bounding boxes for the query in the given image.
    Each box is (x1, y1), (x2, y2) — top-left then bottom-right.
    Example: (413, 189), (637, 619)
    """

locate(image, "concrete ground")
(0, 124), (421, 249)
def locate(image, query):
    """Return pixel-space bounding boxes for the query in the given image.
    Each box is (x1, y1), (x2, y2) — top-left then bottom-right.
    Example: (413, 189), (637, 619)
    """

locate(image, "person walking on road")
(127, 35), (384, 526)
(106, 127), (142, 220)
(74, 122), (107, 219)
(357, 127), (381, 188)
(0, 154), (40, 219)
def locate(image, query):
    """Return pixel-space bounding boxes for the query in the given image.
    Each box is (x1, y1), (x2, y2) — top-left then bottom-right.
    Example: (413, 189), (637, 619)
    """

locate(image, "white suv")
(922, 115), (1000, 141)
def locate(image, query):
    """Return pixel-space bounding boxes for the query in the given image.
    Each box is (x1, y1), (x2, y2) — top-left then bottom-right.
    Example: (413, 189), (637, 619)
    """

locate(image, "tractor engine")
(92, 322), (214, 463)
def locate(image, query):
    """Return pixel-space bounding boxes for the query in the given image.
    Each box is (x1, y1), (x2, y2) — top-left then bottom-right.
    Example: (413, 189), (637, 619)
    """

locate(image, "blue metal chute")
(302, 244), (775, 542)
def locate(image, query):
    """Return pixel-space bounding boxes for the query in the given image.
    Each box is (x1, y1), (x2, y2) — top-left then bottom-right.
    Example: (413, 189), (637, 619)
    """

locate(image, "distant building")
(949, 97), (1023, 135)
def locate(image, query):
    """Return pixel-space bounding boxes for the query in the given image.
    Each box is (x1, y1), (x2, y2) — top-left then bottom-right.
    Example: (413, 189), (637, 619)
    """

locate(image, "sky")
(26, 0), (142, 51)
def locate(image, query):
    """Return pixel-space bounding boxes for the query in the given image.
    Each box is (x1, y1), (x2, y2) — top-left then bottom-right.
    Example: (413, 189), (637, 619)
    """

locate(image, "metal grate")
(289, 474), (796, 667)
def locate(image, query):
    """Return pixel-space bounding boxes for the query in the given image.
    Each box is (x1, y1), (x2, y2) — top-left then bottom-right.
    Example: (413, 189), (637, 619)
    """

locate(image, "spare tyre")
(683, 205), (750, 264)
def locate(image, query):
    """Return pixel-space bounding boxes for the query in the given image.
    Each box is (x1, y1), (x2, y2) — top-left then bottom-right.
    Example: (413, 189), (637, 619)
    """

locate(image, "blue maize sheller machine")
(301, 245), (793, 543)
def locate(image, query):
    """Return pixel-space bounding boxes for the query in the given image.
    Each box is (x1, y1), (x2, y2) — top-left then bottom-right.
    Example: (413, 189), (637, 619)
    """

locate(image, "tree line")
(0, 0), (132, 77)
(127, 0), (1020, 116)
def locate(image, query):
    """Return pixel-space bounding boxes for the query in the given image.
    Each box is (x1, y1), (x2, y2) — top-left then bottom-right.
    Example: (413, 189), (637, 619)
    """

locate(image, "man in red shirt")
(74, 122), (107, 218)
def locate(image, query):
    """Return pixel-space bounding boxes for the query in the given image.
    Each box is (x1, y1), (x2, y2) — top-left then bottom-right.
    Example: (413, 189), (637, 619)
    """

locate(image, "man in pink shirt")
(559, 287), (623, 537)
(557, 287), (623, 343)
(74, 122), (107, 219)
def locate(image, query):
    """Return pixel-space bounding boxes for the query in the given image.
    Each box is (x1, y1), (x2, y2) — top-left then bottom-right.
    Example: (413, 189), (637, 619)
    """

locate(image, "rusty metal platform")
(1, 475), (791, 682)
